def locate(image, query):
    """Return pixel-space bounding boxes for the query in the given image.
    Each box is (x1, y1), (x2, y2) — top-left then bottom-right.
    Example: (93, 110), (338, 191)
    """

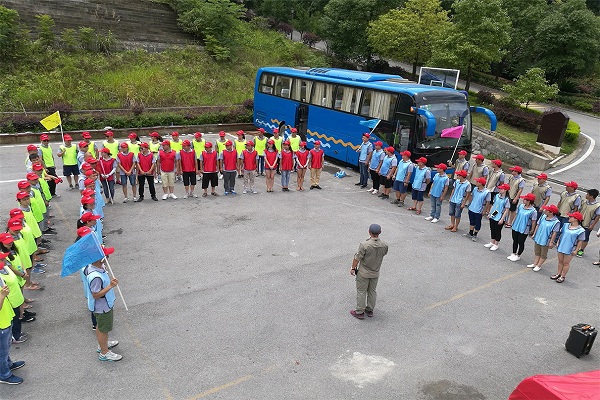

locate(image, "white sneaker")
(372, 190), (378, 195)
(513, 255), (521, 261)
(154, 178), (159, 184)
(367, 188), (374, 193)
(192, 193), (198, 198)
(97, 340), (119, 353)
(484, 242), (494, 248)
(183, 194), (188, 199)
(218, 173), (223, 179)
(490, 244), (499, 251)
(98, 350), (122, 362)
(526, 264), (536, 268)
(243, 189), (248, 194)
(169, 193), (177, 199)
(162, 194), (168, 200)
(431, 218), (439, 223)
(533, 266), (541, 272)
(133, 197), (138, 202)
(123, 198), (129, 203)
(424, 216), (433, 221)
(252, 189), (258, 194)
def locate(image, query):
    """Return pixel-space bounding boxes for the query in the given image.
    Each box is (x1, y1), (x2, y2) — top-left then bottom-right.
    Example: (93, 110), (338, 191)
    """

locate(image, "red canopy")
(508, 370), (600, 400)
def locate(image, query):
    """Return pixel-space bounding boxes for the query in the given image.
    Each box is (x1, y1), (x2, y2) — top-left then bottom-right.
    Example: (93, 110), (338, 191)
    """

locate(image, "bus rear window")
(259, 73), (276, 94)
(360, 90), (398, 121)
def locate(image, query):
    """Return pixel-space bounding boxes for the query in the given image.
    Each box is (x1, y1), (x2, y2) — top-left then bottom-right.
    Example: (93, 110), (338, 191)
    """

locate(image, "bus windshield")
(415, 101), (471, 149)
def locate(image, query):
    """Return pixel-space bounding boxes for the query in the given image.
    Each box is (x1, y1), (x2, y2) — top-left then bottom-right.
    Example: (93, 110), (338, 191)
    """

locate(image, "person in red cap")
(426, 163), (449, 223)
(81, 131), (98, 158)
(449, 149), (470, 180)
(200, 141), (219, 197)
(507, 193), (537, 262)
(98, 148), (117, 204)
(255, 129), (267, 175)
(178, 139), (198, 198)
(408, 157), (430, 214)
(102, 130), (119, 159)
(39, 133), (59, 197)
(125, 132), (140, 156)
(279, 140), (296, 191)
(215, 131), (228, 156)
(446, 169), (471, 232)
(6, 218), (40, 292)
(77, 141), (91, 173)
(264, 139), (278, 192)
(25, 144), (39, 172)
(192, 132), (206, 170)
(531, 173), (552, 215)
(136, 143), (158, 202)
(1, 248), (30, 344)
(464, 177), (491, 241)
(57, 134), (79, 190)
(485, 183), (511, 251)
(390, 149), (412, 204)
(376, 147), (397, 199)
(234, 131), (246, 178)
(0, 258), (26, 384)
(271, 128), (283, 174)
(553, 212), (585, 283)
(117, 142), (138, 202)
(26, 172), (52, 237)
(288, 127), (301, 171)
(219, 140), (238, 195)
(506, 165), (525, 227)
(355, 133), (373, 189)
(467, 154), (488, 186)
(484, 159), (505, 206)
(157, 140), (179, 200)
(577, 189), (600, 258)
(367, 141), (386, 197)
(240, 141), (258, 194)
(294, 141), (309, 191)
(169, 132), (183, 182)
(529, 204), (560, 271)
(77, 211), (101, 230)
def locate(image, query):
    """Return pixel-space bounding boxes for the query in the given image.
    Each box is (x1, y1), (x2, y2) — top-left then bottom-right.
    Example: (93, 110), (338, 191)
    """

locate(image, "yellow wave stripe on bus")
(307, 129), (360, 150)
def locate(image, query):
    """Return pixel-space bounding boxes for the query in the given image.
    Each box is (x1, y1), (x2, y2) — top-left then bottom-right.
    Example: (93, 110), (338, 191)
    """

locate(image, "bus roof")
(258, 67), (463, 98)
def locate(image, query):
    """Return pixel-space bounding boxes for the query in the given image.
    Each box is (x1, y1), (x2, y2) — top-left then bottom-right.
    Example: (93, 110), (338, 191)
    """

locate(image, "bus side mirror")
(470, 106), (497, 132)
(412, 107), (437, 137)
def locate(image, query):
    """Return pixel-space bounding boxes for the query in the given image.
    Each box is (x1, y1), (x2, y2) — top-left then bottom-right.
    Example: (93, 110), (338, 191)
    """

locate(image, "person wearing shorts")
(157, 140), (179, 200)
(179, 140), (198, 199)
(200, 142), (219, 197)
(529, 204), (560, 272)
(446, 169), (471, 232)
(391, 150), (413, 205)
(377, 147), (397, 200)
(367, 141), (384, 195)
(57, 134), (79, 189)
(407, 157), (430, 215)
(506, 166), (525, 227)
(553, 212), (585, 283)
(117, 142), (138, 203)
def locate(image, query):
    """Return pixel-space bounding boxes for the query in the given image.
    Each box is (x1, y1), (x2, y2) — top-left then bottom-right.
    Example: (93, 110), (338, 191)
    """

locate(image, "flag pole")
(448, 135), (461, 164)
(58, 111), (65, 145)
(91, 233), (129, 311)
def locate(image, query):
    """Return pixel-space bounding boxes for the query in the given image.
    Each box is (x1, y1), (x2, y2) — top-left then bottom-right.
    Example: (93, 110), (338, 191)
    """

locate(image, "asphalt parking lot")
(0, 136), (598, 400)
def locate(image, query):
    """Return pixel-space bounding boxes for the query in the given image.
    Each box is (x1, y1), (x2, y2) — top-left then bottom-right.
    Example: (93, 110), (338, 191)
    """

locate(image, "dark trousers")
(47, 167), (57, 195)
(369, 169), (380, 190)
(101, 179), (115, 199)
(223, 171), (236, 192)
(359, 162), (369, 186)
(512, 230), (528, 255)
(489, 219), (503, 241)
(11, 307), (21, 340)
(257, 156), (265, 174)
(138, 174), (156, 197)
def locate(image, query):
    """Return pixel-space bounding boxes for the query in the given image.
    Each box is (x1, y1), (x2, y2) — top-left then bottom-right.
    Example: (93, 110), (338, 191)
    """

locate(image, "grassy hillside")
(0, 23), (327, 112)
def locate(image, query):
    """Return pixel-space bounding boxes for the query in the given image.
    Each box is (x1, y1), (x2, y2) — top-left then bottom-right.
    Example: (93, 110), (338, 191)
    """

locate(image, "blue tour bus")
(253, 67), (497, 172)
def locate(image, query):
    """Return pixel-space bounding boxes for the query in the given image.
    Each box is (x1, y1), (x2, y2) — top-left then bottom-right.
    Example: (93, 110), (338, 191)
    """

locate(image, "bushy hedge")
(491, 102), (542, 132)
(564, 120), (580, 143)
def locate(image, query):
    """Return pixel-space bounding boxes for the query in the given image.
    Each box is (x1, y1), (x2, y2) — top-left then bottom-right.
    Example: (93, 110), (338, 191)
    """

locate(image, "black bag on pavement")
(565, 323), (596, 358)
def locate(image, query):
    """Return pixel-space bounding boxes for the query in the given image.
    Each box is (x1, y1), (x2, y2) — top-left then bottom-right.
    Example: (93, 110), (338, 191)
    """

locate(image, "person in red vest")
(308, 141), (325, 189)
(240, 141), (258, 194)
(98, 148), (117, 204)
(279, 140), (296, 192)
(295, 141), (309, 191)
(264, 139), (278, 192)
(157, 140), (179, 200)
(219, 140), (238, 195)
(116, 142), (138, 203)
(200, 142), (219, 197)
(136, 143), (158, 201)
(178, 140), (199, 199)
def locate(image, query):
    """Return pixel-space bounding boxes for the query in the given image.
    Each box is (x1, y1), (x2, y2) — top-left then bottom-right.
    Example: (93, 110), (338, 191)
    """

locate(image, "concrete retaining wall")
(472, 126), (551, 171)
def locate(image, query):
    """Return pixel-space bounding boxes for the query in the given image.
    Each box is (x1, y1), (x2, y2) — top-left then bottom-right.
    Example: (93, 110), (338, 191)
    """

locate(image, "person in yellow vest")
(234, 130), (246, 178)
(102, 130), (119, 160)
(467, 154), (488, 186)
(0, 254), (28, 343)
(506, 165), (525, 228)
(255, 128), (267, 176)
(148, 132), (162, 184)
(0, 264), (25, 385)
(576, 188), (600, 258)
(192, 132), (206, 171)
(448, 149), (470, 180)
(215, 131), (227, 154)
(81, 131), (98, 158)
(126, 132), (141, 156)
(38, 133), (60, 197)
(57, 134), (79, 190)
(555, 181), (582, 244)
(531, 173), (552, 216)
(272, 128), (283, 174)
(288, 127), (301, 171)
(14, 193), (45, 273)
(25, 144), (39, 172)
(169, 132), (183, 182)
(6, 218), (40, 292)
(484, 159), (505, 208)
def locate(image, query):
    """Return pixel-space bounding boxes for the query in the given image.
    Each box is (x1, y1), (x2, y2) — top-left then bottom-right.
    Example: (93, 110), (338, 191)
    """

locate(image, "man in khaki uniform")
(350, 224), (389, 319)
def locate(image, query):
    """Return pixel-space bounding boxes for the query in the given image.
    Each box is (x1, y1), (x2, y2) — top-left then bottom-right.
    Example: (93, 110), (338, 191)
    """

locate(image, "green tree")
(0, 6), (24, 62)
(60, 28), (79, 52)
(36, 14), (56, 48)
(429, 0), (510, 90)
(532, 0), (600, 82)
(502, 67), (559, 108)
(321, 0), (403, 66)
(368, 0), (449, 79)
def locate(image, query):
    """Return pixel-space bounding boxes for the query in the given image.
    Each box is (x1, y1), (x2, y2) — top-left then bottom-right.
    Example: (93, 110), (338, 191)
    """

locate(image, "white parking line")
(549, 132), (595, 175)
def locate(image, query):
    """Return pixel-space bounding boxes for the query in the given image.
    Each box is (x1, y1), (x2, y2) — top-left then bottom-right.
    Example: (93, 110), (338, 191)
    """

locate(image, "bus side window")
(275, 76), (292, 98)
(360, 91), (371, 116)
(292, 79), (312, 102)
(310, 82), (334, 108)
(260, 73), (276, 94)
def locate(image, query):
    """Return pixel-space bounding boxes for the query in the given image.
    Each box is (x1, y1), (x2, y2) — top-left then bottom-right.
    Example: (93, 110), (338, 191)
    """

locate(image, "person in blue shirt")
(485, 183), (511, 251)
(391, 150), (414, 207)
(366, 142), (384, 195)
(377, 147), (397, 200)
(407, 157), (430, 215)
(552, 212), (585, 283)
(507, 193), (537, 262)
(446, 169), (471, 233)
(529, 204), (560, 272)
(425, 163), (449, 223)
(355, 133), (373, 189)
(464, 177), (491, 242)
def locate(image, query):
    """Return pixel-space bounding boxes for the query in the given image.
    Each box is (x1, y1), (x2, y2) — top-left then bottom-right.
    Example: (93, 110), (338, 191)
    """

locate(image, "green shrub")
(564, 120), (580, 143)
(573, 100), (593, 112)
(36, 15), (56, 48)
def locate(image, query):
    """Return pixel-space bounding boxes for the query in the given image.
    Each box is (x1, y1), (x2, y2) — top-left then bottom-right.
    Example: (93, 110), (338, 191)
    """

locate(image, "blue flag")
(359, 119), (380, 130)
(61, 233), (104, 277)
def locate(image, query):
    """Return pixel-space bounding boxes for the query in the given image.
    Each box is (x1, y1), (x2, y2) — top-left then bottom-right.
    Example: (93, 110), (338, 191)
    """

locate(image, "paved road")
(0, 135), (598, 399)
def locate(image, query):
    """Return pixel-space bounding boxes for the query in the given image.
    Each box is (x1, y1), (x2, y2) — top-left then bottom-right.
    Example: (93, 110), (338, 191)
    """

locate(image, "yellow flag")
(40, 111), (62, 130)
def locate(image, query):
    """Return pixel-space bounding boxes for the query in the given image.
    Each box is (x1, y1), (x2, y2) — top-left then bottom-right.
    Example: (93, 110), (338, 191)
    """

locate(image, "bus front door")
(295, 104), (309, 142)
